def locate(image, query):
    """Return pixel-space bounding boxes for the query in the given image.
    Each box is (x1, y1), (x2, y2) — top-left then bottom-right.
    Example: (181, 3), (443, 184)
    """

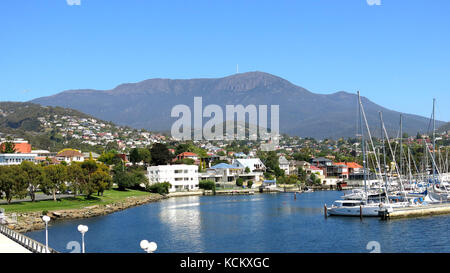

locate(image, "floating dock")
(380, 203), (450, 219)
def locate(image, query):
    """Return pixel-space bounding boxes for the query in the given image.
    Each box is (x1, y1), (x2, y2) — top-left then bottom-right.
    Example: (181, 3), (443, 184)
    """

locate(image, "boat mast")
(358, 91), (367, 195)
(380, 112), (389, 192)
(432, 98), (436, 181)
(400, 114), (403, 177)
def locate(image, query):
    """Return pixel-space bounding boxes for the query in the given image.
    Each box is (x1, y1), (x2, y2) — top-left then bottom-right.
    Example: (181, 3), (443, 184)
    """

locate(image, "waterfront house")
(232, 158), (266, 172)
(344, 162), (363, 174)
(200, 163), (262, 188)
(147, 164), (199, 192)
(307, 165), (324, 176)
(279, 156), (290, 175)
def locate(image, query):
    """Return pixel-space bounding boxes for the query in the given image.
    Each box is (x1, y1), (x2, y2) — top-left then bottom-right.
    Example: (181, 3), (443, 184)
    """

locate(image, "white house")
(232, 158), (266, 172)
(200, 163), (262, 187)
(278, 156), (290, 175)
(56, 150), (85, 163)
(147, 164), (199, 192)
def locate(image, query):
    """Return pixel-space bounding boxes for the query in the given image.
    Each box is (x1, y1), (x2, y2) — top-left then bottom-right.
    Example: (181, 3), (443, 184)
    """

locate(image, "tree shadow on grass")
(113, 188), (130, 192)
(84, 195), (101, 201)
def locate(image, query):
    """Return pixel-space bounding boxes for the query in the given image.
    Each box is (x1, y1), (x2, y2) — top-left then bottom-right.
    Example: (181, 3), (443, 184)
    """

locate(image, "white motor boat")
(327, 200), (392, 217)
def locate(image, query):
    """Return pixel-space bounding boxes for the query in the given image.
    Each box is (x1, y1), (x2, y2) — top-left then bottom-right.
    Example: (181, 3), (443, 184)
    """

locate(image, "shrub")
(236, 178), (244, 187)
(199, 180), (215, 191)
(147, 182), (171, 195)
(247, 181), (253, 188)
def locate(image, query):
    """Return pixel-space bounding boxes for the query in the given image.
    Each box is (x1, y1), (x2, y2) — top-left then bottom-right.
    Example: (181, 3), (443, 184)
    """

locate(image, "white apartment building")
(0, 153), (38, 165)
(147, 164), (199, 192)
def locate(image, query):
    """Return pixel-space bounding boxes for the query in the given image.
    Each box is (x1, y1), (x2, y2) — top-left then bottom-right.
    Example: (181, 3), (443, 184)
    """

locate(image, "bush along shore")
(3, 194), (166, 233)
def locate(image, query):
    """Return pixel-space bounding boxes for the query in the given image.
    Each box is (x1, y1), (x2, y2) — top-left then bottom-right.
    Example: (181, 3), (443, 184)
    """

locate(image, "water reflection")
(23, 191), (450, 253)
(158, 197), (205, 252)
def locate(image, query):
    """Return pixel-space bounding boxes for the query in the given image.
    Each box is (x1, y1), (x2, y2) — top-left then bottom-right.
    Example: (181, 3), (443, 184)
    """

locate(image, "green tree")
(173, 158), (195, 165)
(129, 148), (142, 165)
(0, 166), (28, 204)
(98, 150), (122, 166)
(146, 182), (171, 195)
(0, 140), (16, 153)
(139, 148), (152, 166)
(42, 164), (67, 201)
(20, 161), (44, 202)
(150, 143), (172, 165)
(91, 169), (112, 196)
(236, 177), (244, 187)
(67, 162), (87, 197)
(298, 166), (307, 187)
(112, 162), (139, 191)
(199, 179), (216, 195)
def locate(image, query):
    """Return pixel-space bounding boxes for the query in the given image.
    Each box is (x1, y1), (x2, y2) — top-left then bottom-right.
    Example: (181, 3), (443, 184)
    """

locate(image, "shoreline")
(4, 194), (166, 233)
(5, 188), (336, 233)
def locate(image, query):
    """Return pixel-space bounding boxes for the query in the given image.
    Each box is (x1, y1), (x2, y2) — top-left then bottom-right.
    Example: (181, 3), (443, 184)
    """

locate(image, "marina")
(22, 191), (450, 253)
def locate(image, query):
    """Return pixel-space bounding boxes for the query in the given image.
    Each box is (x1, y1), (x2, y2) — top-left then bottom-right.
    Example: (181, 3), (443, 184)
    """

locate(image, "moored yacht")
(327, 200), (391, 217)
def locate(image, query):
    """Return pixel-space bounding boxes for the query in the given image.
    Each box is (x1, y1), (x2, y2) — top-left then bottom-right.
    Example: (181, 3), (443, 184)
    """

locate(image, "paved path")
(0, 193), (76, 204)
(0, 233), (31, 253)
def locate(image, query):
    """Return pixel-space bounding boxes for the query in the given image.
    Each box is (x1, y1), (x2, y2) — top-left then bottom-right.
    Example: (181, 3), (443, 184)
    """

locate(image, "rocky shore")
(4, 194), (166, 233)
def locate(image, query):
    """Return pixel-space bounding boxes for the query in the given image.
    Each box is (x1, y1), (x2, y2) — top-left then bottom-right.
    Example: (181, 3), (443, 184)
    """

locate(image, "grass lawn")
(1, 188), (153, 214)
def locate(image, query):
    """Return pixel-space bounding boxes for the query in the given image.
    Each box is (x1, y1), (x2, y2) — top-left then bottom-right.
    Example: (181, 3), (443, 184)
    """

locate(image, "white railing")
(0, 224), (58, 253)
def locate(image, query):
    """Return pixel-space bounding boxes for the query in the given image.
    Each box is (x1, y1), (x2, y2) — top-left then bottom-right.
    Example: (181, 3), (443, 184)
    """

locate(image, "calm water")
(25, 191), (450, 253)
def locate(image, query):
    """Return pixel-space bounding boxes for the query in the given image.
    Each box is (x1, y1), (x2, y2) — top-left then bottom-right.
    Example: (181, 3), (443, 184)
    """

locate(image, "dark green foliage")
(150, 143), (172, 165)
(0, 140), (16, 153)
(173, 158), (195, 165)
(112, 162), (145, 191)
(0, 165), (28, 204)
(199, 180), (216, 191)
(236, 178), (244, 187)
(98, 150), (122, 165)
(146, 182), (171, 195)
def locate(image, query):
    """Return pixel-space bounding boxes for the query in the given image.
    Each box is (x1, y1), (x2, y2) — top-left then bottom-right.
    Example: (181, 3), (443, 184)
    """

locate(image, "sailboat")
(423, 98), (449, 203)
(327, 91), (393, 217)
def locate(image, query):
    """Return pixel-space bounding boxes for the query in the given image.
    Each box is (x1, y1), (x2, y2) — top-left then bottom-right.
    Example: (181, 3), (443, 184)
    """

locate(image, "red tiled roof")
(345, 162), (363, 169)
(0, 142), (31, 153)
(178, 152), (198, 157)
(57, 150), (83, 157)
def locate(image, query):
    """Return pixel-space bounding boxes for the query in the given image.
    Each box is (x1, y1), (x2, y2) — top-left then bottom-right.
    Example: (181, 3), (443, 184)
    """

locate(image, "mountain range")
(31, 72), (445, 139)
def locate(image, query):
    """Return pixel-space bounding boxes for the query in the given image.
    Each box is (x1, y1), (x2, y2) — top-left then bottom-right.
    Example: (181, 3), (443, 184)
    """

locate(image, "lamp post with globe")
(42, 215), (50, 253)
(77, 225), (88, 253)
(140, 240), (157, 253)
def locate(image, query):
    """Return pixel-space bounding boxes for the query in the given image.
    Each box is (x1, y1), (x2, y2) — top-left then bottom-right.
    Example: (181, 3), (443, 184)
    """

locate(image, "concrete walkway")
(0, 233), (31, 253)
(0, 193), (76, 204)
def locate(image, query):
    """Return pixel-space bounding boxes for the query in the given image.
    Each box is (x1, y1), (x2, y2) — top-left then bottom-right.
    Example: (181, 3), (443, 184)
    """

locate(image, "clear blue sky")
(1, 0), (449, 121)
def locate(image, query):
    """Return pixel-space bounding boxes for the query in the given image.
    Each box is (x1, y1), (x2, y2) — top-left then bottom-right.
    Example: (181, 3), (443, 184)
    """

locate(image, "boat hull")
(327, 205), (382, 217)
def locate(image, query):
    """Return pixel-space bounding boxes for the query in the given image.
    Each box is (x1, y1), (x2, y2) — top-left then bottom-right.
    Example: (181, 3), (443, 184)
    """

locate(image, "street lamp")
(77, 224), (88, 253)
(140, 240), (157, 253)
(42, 215), (50, 253)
